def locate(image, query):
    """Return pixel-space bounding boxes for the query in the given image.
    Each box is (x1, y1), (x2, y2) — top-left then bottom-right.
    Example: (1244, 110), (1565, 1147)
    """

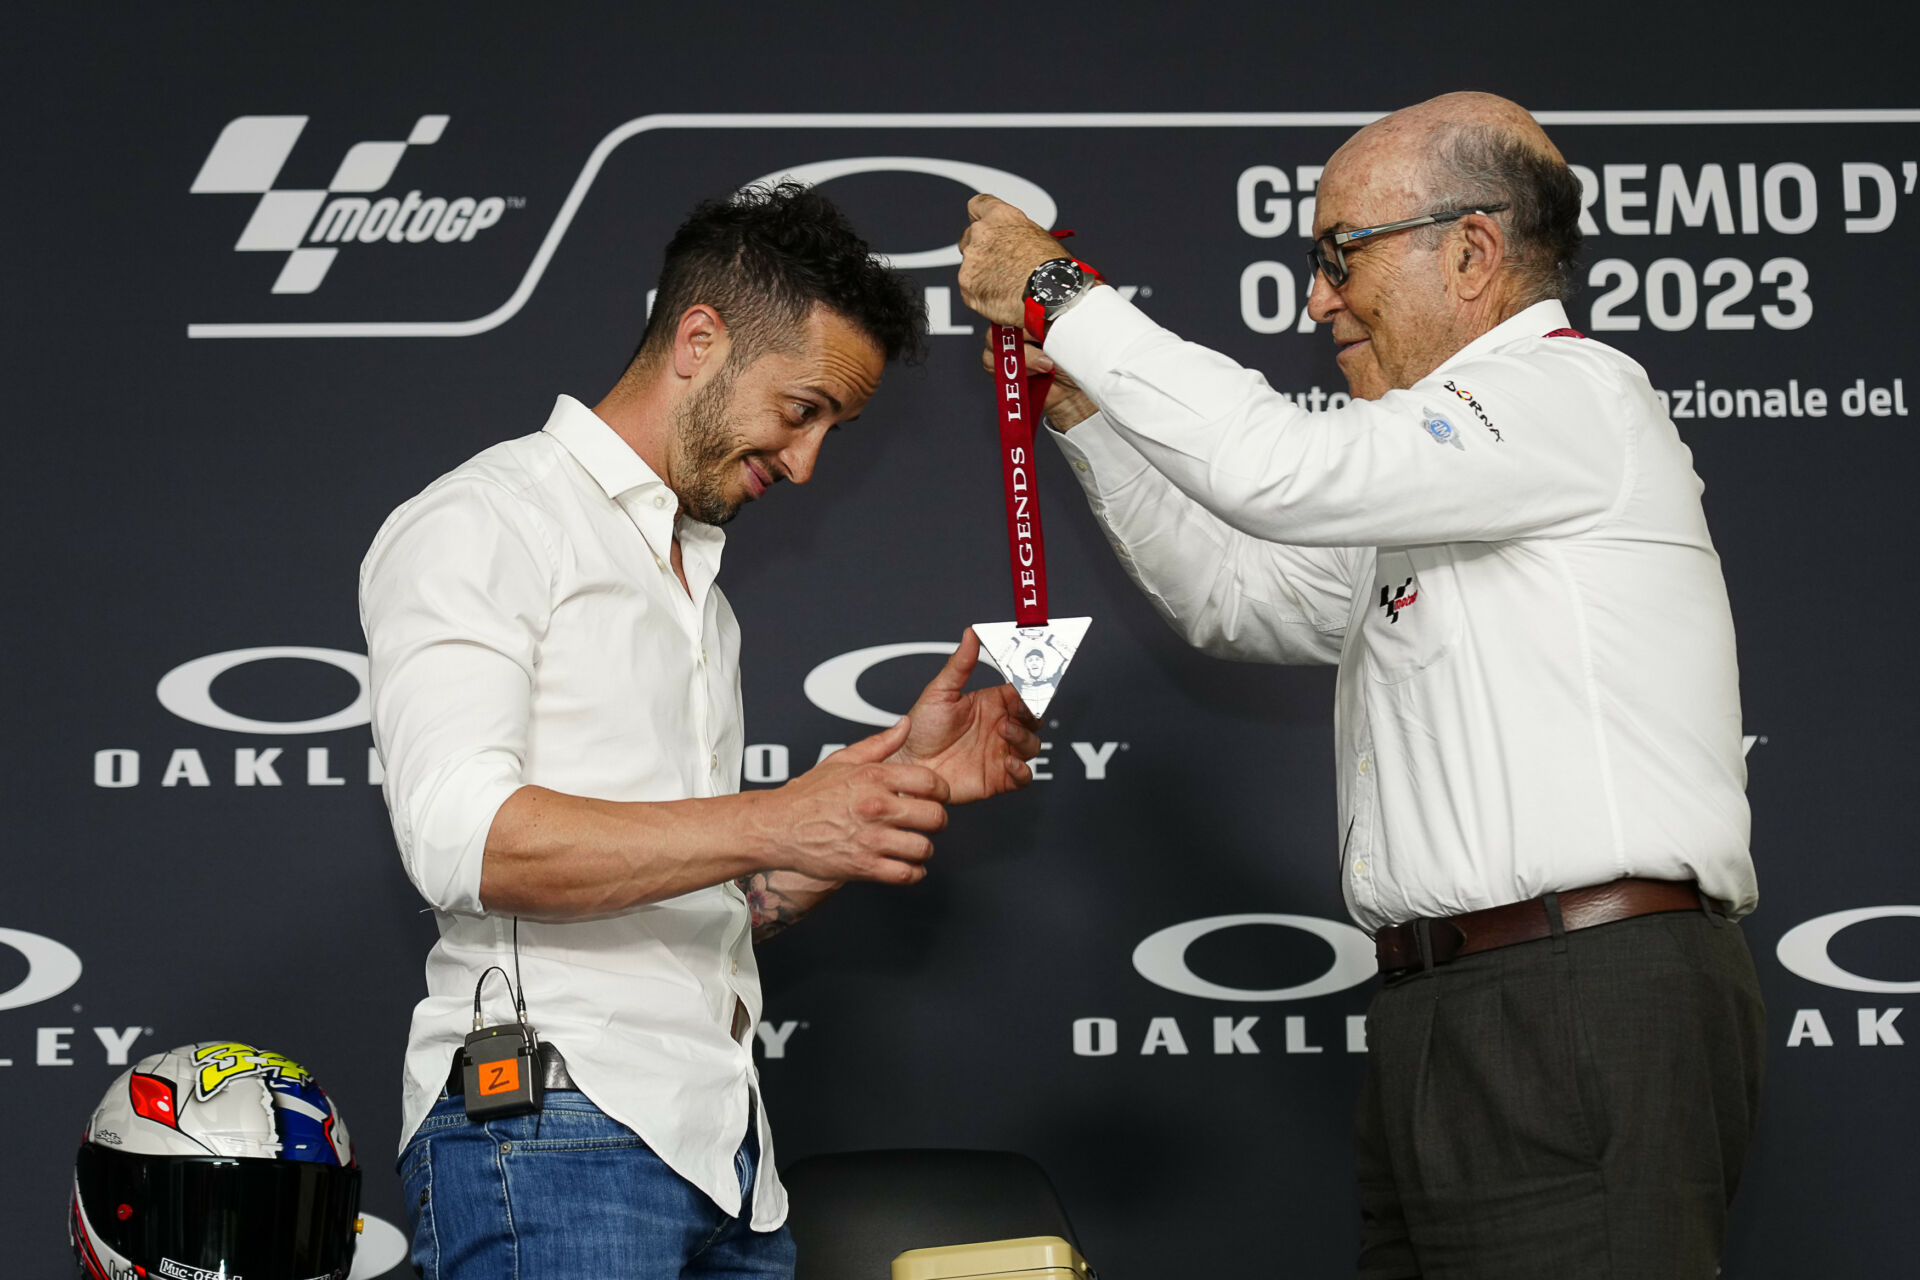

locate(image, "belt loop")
(1697, 887), (1726, 928)
(1414, 917), (1435, 971)
(1543, 891), (1569, 954)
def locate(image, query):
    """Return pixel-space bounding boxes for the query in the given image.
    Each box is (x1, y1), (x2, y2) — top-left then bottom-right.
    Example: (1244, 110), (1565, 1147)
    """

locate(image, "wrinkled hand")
(957, 193), (1075, 330)
(978, 330), (1101, 432)
(760, 717), (950, 886)
(893, 629), (1044, 804)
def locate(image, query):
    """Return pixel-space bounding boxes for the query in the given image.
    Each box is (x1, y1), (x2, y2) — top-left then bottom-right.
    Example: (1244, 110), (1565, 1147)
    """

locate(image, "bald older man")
(959, 93), (1765, 1278)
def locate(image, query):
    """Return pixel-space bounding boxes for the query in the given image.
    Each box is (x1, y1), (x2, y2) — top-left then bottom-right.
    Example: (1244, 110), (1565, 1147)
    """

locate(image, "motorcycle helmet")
(70, 1040), (362, 1279)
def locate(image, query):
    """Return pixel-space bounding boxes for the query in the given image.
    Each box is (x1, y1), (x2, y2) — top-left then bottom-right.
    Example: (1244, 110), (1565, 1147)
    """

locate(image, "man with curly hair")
(363, 183), (1041, 1277)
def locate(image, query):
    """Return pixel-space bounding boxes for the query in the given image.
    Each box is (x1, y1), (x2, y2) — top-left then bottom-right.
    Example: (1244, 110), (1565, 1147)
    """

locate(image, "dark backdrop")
(6, 4), (1916, 1275)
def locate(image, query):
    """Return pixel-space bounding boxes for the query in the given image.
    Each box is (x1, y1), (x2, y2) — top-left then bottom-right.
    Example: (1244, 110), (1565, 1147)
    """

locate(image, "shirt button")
(1074, 460), (1089, 473)
(652, 494), (667, 509)
(1358, 758), (1370, 775)
(654, 555), (666, 571)
(731, 960), (740, 975)
(1353, 859), (1369, 876)
(711, 752), (720, 770)
(699, 648), (707, 663)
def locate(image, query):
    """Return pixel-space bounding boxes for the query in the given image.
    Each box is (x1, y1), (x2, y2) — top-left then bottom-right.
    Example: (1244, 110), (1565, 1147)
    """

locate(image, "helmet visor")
(75, 1145), (362, 1280)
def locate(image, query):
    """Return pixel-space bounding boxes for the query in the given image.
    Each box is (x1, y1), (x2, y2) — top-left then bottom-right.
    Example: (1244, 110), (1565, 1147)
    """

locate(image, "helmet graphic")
(70, 1041), (362, 1280)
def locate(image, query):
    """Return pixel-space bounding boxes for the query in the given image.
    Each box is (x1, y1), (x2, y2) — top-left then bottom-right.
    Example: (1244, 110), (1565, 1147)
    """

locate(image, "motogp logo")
(191, 114), (511, 295)
(1378, 578), (1418, 624)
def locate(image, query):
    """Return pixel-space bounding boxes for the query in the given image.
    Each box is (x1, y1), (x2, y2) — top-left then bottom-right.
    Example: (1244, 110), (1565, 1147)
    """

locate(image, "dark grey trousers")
(1356, 906), (1766, 1279)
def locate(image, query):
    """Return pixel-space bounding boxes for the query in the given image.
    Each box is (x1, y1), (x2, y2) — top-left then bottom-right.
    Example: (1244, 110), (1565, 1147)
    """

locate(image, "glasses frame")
(1306, 203), (1512, 288)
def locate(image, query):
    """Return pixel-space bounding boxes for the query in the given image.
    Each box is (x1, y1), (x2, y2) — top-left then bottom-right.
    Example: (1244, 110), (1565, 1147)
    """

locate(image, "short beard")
(668, 367), (747, 526)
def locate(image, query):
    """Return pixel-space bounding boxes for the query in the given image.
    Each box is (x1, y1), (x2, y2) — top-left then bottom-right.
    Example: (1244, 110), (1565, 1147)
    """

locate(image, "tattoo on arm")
(738, 872), (807, 943)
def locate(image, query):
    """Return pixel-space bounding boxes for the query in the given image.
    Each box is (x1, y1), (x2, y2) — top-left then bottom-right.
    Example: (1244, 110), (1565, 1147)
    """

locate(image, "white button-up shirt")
(1046, 290), (1757, 932)
(359, 395), (783, 1228)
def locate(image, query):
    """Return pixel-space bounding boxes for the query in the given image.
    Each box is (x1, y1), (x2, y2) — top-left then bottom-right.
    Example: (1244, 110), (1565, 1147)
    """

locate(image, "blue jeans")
(399, 1090), (795, 1279)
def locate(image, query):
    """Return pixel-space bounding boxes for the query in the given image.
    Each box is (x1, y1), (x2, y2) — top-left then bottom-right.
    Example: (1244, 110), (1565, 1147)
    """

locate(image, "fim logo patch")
(1419, 405), (1464, 450)
(191, 114), (510, 294)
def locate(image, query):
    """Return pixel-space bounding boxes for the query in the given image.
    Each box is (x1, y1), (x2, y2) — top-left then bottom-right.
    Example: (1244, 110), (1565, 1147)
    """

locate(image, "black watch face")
(1028, 259), (1083, 307)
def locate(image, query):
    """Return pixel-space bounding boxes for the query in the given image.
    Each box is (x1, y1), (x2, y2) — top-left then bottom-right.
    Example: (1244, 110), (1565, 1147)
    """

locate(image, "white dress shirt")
(359, 394), (784, 1228)
(1045, 289), (1757, 932)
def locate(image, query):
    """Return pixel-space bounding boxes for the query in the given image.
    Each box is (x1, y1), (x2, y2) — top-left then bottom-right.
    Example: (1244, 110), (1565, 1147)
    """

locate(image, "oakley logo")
(191, 114), (511, 295)
(746, 156), (1056, 270)
(0, 928), (84, 1012)
(803, 641), (962, 727)
(1776, 906), (1920, 993)
(1131, 914), (1376, 1003)
(157, 647), (370, 734)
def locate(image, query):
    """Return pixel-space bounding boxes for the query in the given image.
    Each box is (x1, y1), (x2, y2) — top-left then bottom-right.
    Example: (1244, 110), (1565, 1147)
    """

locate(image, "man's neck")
(592, 370), (677, 494)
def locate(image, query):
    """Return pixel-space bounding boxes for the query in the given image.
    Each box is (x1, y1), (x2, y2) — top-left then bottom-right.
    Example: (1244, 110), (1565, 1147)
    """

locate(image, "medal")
(973, 322), (1090, 718)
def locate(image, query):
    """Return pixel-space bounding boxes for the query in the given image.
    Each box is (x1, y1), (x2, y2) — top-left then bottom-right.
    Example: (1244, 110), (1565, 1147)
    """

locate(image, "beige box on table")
(891, 1235), (1092, 1280)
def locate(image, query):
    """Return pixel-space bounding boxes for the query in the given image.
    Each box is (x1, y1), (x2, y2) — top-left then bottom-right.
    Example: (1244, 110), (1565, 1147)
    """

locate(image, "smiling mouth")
(741, 457), (774, 499)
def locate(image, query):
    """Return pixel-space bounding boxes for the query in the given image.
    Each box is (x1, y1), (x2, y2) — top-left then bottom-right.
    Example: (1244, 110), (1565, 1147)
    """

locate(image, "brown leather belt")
(446, 1041), (576, 1097)
(1374, 877), (1706, 974)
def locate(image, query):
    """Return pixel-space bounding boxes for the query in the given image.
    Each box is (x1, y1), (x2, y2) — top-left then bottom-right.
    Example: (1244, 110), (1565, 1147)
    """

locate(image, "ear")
(670, 304), (729, 381)
(1448, 212), (1507, 302)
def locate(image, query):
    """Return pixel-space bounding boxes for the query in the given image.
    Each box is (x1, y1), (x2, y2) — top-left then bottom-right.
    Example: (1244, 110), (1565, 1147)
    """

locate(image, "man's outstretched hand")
(893, 628), (1043, 804)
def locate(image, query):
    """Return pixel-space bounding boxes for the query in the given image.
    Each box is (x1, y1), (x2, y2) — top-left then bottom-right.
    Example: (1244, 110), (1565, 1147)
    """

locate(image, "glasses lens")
(1307, 239), (1344, 287)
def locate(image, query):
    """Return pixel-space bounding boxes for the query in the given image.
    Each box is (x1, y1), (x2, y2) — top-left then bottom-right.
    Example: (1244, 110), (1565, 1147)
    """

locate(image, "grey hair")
(1412, 123), (1585, 305)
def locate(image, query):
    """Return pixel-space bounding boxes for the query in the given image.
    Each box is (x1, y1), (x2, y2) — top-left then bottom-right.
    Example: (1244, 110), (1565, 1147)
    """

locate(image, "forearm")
(1051, 418), (1350, 665)
(736, 869), (843, 942)
(479, 784), (777, 921)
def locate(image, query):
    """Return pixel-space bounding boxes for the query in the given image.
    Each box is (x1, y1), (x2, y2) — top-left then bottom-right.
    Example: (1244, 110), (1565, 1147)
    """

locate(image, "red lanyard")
(992, 324), (1050, 628)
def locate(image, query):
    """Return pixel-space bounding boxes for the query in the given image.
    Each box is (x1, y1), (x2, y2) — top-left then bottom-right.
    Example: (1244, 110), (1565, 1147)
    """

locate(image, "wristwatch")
(1024, 256), (1101, 343)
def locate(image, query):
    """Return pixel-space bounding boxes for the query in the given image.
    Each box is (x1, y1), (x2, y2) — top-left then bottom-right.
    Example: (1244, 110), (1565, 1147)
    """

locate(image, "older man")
(959, 93), (1764, 1278)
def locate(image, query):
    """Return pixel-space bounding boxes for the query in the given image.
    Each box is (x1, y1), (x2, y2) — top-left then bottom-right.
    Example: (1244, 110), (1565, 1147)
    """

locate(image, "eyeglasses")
(1305, 203), (1511, 288)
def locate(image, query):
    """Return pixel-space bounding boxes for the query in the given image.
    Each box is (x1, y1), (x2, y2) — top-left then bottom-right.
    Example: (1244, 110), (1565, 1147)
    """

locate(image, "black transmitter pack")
(460, 1022), (544, 1120)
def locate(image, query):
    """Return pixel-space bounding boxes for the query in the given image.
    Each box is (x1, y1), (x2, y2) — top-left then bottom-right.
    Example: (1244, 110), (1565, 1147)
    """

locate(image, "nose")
(778, 424), (829, 486)
(1306, 269), (1343, 325)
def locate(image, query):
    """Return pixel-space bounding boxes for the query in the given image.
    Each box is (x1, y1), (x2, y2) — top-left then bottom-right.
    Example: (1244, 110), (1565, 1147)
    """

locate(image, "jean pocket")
(399, 1138), (437, 1280)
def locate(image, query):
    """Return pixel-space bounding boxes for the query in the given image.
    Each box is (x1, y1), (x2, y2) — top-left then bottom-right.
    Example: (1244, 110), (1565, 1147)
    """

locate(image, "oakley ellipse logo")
(1776, 906), (1920, 993)
(804, 641), (959, 727)
(157, 647), (371, 734)
(744, 157), (1058, 269)
(0, 929), (84, 1012)
(1132, 914), (1377, 1002)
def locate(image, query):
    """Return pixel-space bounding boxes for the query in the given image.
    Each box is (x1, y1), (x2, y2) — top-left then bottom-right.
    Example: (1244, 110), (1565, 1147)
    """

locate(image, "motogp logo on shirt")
(1379, 577), (1418, 623)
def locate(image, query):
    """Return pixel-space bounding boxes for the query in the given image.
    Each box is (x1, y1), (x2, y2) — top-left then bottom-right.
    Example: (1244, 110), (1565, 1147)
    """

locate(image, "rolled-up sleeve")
(358, 478), (557, 915)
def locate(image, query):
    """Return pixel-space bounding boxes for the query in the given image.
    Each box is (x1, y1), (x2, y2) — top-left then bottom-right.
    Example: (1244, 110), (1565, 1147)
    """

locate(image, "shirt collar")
(540, 393), (728, 592)
(1433, 299), (1572, 377)
(542, 394), (662, 500)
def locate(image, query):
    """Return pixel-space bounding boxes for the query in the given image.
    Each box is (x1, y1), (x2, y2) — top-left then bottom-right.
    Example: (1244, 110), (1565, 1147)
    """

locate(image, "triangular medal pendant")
(971, 617), (1092, 719)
